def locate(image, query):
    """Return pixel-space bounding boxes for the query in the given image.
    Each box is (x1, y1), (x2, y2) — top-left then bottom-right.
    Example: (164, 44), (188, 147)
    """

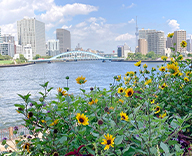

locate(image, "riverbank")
(0, 62), (34, 68)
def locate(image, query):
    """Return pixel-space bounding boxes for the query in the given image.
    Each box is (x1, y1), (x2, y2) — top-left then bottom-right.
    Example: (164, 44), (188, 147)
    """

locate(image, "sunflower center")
(79, 118), (84, 123)
(107, 140), (111, 145)
(162, 85), (165, 88)
(120, 89), (123, 92)
(156, 107), (160, 111)
(122, 115), (125, 119)
(128, 91), (132, 96)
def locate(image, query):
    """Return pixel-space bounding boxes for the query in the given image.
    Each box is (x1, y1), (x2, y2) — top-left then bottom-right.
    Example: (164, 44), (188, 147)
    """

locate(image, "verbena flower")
(117, 87), (124, 93)
(134, 60), (141, 67)
(144, 79), (152, 85)
(159, 66), (166, 72)
(120, 111), (129, 121)
(161, 56), (168, 61)
(167, 33), (174, 38)
(76, 75), (87, 85)
(125, 88), (134, 97)
(180, 40), (187, 48)
(76, 113), (89, 126)
(14, 126), (18, 131)
(101, 134), (115, 150)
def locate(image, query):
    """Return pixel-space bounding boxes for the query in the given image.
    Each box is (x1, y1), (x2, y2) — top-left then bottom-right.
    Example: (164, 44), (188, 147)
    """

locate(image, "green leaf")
(47, 87), (53, 92)
(115, 135), (123, 145)
(64, 87), (69, 91)
(86, 147), (95, 155)
(58, 135), (67, 144)
(123, 147), (135, 156)
(160, 142), (170, 154)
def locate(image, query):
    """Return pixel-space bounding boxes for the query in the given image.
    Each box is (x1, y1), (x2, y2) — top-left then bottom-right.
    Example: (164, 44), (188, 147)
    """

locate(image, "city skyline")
(0, 0), (192, 53)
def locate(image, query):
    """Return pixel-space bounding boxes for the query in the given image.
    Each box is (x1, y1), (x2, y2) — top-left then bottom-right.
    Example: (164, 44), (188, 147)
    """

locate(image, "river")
(0, 60), (163, 129)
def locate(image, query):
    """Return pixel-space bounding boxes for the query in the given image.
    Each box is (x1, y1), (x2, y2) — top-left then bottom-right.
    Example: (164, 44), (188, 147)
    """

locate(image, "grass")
(0, 60), (14, 65)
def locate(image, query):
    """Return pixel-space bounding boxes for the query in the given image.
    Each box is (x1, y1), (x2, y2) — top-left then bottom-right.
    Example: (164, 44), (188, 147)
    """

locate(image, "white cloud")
(128, 19), (135, 24)
(76, 22), (87, 28)
(115, 33), (135, 41)
(127, 3), (135, 8)
(167, 19), (180, 31)
(1, 23), (17, 39)
(62, 25), (72, 29)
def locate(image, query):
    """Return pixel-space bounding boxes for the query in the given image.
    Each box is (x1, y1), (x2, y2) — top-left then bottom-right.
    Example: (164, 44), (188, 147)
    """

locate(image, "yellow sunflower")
(57, 87), (62, 93)
(154, 106), (160, 114)
(50, 119), (59, 126)
(159, 66), (166, 72)
(115, 75), (121, 81)
(150, 99), (155, 104)
(159, 112), (166, 119)
(76, 75), (87, 85)
(178, 55), (183, 60)
(129, 71), (135, 76)
(76, 113), (89, 126)
(101, 134), (115, 150)
(134, 60), (141, 67)
(61, 90), (68, 96)
(184, 77), (189, 82)
(125, 88), (134, 97)
(118, 99), (124, 103)
(23, 143), (30, 153)
(117, 87), (124, 93)
(159, 83), (168, 90)
(143, 64), (148, 68)
(88, 98), (98, 105)
(186, 71), (191, 76)
(166, 64), (179, 75)
(161, 56), (168, 61)
(180, 40), (187, 48)
(120, 111), (129, 121)
(167, 33), (174, 38)
(125, 72), (130, 76)
(144, 79), (152, 85)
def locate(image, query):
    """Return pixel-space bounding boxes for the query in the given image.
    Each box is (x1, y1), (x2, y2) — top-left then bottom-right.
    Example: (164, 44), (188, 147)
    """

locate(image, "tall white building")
(186, 39), (191, 52)
(17, 18), (46, 57)
(172, 30), (186, 52)
(139, 29), (165, 55)
(2, 34), (15, 44)
(0, 42), (14, 57)
(47, 40), (60, 56)
(56, 29), (71, 53)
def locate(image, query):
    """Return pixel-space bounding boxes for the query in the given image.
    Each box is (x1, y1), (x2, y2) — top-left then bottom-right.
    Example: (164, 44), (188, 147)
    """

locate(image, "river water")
(0, 60), (163, 129)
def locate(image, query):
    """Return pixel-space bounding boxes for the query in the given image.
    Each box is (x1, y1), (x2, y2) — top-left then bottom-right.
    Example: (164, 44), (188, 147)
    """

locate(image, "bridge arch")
(50, 51), (105, 60)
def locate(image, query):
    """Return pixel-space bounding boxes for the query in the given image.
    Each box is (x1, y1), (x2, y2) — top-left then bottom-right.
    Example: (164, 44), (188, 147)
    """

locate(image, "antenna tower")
(135, 16), (139, 47)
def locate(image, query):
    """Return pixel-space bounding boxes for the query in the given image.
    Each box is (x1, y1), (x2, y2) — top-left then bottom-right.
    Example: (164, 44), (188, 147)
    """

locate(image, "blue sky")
(0, 0), (191, 53)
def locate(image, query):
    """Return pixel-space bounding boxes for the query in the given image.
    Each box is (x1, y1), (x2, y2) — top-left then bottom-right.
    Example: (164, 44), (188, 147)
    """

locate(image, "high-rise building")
(135, 16), (139, 47)
(138, 39), (148, 55)
(17, 18), (46, 57)
(139, 29), (165, 55)
(0, 27), (2, 43)
(56, 29), (71, 53)
(117, 46), (124, 57)
(47, 40), (60, 56)
(166, 37), (173, 48)
(0, 42), (14, 57)
(2, 34), (15, 44)
(172, 30), (186, 52)
(186, 39), (191, 52)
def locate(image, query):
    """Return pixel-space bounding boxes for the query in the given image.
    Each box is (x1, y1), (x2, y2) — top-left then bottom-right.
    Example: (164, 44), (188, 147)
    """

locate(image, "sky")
(0, 0), (192, 53)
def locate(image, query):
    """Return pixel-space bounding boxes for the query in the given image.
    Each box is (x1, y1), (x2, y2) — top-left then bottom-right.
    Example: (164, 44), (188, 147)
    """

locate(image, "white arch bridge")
(31, 51), (124, 62)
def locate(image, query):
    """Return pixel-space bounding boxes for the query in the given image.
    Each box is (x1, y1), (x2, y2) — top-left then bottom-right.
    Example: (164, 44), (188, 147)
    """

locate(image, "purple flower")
(43, 103), (46, 107)
(143, 125), (146, 128)
(136, 134), (139, 137)
(2, 137), (7, 141)
(27, 135), (32, 139)
(14, 126), (18, 131)
(29, 103), (33, 107)
(47, 110), (50, 113)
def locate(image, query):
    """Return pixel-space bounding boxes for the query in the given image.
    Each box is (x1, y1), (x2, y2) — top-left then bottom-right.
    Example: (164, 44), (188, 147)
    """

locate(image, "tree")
(146, 51), (155, 58)
(127, 53), (135, 60)
(19, 54), (27, 61)
(33, 54), (41, 60)
(135, 52), (143, 59)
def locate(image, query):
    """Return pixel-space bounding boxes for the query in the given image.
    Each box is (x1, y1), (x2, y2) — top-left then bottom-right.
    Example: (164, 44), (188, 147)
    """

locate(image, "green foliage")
(1, 55), (192, 156)
(146, 51), (155, 58)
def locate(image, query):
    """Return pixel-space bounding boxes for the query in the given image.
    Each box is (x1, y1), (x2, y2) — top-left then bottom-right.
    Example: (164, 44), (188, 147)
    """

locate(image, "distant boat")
(102, 60), (106, 62)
